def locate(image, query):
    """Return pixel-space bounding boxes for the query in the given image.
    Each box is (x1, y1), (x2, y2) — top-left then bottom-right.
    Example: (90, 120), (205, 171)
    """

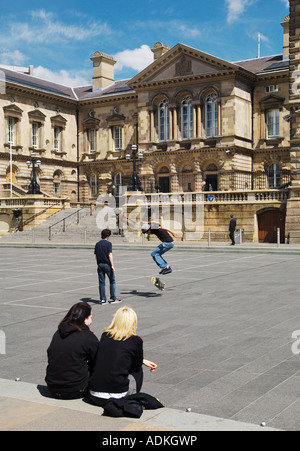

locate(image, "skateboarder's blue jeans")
(97, 263), (116, 301)
(151, 242), (174, 269)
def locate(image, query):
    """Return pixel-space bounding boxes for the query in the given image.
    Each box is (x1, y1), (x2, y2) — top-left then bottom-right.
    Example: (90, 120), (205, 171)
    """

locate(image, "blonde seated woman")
(88, 306), (157, 407)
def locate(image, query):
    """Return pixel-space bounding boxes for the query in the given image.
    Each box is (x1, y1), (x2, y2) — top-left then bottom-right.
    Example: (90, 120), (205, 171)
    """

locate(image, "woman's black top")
(45, 324), (99, 393)
(89, 332), (144, 394)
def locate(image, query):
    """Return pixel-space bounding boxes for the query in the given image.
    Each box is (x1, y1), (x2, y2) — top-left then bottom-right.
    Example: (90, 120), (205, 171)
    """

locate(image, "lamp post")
(126, 144), (143, 191)
(26, 152), (42, 195)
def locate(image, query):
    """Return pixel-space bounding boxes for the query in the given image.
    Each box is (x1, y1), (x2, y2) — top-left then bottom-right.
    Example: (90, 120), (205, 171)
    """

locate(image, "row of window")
(7, 117), (63, 151)
(5, 106), (282, 155)
(88, 163), (286, 197)
(158, 94), (218, 141)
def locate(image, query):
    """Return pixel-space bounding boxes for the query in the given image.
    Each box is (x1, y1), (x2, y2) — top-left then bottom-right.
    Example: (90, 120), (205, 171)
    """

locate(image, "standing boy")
(94, 229), (121, 305)
(141, 222), (176, 274)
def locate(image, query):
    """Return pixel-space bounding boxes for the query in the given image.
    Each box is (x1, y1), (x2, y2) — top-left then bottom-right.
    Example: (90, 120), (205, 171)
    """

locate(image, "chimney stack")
(151, 42), (170, 60)
(281, 15), (290, 60)
(90, 51), (116, 91)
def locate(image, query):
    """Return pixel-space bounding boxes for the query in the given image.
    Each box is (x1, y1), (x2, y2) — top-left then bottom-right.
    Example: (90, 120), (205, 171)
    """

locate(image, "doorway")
(205, 174), (218, 191)
(158, 176), (170, 193)
(257, 209), (285, 243)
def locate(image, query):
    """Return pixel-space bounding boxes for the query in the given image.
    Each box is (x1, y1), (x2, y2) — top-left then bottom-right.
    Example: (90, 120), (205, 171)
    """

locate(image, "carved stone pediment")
(3, 103), (23, 117)
(50, 114), (67, 128)
(28, 109), (46, 123)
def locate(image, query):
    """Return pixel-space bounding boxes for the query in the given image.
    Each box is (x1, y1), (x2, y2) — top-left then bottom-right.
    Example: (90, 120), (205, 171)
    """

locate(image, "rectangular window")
(265, 85), (278, 93)
(53, 182), (60, 197)
(266, 109), (280, 138)
(87, 129), (97, 153)
(7, 117), (16, 145)
(32, 122), (39, 149)
(89, 174), (98, 197)
(54, 126), (61, 152)
(113, 127), (122, 151)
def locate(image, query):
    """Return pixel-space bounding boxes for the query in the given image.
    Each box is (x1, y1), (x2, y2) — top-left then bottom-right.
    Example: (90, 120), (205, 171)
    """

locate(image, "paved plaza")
(1, 244), (300, 430)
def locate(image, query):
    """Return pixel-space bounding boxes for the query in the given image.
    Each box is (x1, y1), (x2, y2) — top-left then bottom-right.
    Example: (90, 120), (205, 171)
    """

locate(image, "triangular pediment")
(50, 114), (67, 127)
(28, 109), (46, 122)
(3, 103), (23, 116)
(129, 43), (240, 88)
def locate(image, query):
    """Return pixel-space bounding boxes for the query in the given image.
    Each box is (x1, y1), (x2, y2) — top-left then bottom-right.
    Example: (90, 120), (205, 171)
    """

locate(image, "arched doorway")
(204, 164), (218, 191)
(156, 166), (170, 193)
(257, 209), (285, 243)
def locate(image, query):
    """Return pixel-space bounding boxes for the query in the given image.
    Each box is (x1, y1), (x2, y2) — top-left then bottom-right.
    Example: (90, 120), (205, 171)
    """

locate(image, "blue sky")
(0, 0), (289, 86)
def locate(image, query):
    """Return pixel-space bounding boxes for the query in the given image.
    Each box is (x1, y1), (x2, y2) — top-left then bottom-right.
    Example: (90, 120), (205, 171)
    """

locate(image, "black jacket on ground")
(45, 324), (99, 396)
(89, 332), (144, 394)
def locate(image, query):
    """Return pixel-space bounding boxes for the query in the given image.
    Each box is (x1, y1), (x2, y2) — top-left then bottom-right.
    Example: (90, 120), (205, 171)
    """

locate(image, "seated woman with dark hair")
(45, 302), (99, 399)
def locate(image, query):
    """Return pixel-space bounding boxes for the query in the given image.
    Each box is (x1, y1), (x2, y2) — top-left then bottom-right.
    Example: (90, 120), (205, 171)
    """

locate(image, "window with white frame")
(181, 97), (193, 140)
(7, 117), (16, 145)
(54, 126), (62, 152)
(268, 164), (281, 189)
(266, 109), (280, 138)
(205, 94), (218, 138)
(87, 129), (97, 153)
(158, 99), (169, 141)
(113, 126), (122, 151)
(89, 174), (98, 197)
(265, 85), (278, 93)
(31, 122), (39, 149)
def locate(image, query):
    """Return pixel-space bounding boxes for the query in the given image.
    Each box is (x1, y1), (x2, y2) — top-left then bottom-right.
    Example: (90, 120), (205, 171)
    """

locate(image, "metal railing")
(48, 205), (93, 240)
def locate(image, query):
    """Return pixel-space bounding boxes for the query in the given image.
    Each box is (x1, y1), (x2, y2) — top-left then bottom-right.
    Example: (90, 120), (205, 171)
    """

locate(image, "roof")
(234, 54), (287, 75)
(0, 50), (287, 103)
(74, 79), (134, 101)
(2, 67), (77, 100)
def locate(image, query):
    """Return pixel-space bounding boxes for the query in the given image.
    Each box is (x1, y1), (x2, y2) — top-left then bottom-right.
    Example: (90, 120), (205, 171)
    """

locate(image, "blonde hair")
(104, 306), (137, 341)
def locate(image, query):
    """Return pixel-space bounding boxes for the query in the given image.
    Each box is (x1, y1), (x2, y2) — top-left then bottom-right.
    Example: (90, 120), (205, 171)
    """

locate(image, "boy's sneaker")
(100, 300), (107, 305)
(109, 299), (122, 304)
(160, 266), (172, 275)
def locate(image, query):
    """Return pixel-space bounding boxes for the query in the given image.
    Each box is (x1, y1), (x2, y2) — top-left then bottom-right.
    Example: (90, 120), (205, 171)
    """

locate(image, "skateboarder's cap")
(141, 223), (151, 233)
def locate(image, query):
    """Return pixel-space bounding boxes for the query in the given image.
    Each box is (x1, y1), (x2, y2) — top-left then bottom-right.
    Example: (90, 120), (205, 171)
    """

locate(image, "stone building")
(0, 5), (299, 242)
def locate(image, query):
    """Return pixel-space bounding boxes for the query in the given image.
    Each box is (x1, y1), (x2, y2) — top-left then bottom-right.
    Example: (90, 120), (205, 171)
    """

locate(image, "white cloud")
(281, 0), (289, 7)
(34, 66), (90, 87)
(6, 9), (112, 45)
(114, 45), (154, 73)
(225, 0), (250, 24)
(0, 49), (26, 66)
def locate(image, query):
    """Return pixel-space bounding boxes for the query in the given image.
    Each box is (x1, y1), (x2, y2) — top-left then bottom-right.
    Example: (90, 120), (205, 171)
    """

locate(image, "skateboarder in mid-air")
(141, 222), (176, 275)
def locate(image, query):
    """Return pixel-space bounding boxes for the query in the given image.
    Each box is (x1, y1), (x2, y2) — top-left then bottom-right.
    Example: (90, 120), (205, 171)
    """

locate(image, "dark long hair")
(58, 302), (92, 331)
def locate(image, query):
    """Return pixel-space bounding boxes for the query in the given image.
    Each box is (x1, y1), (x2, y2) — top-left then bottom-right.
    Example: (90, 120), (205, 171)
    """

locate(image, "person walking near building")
(229, 214), (236, 245)
(94, 228), (121, 305)
(141, 222), (176, 274)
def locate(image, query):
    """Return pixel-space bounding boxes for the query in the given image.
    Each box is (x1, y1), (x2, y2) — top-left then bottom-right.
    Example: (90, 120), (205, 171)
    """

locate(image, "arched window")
(158, 99), (169, 141)
(181, 97), (193, 140)
(268, 164), (281, 189)
(205, 94), (218, 138)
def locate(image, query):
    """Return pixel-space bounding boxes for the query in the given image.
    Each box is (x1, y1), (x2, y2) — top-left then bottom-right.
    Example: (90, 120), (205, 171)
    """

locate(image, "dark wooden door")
(258, 210), (285, 243)
(159, 176), (170, 193)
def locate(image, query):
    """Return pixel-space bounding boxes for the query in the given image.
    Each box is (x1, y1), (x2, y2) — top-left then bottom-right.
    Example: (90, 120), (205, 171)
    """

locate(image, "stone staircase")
(0, 206), (143, 245)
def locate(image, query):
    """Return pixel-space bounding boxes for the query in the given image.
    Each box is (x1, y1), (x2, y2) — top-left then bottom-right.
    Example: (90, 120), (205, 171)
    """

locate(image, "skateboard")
(151, 277), (165, 291)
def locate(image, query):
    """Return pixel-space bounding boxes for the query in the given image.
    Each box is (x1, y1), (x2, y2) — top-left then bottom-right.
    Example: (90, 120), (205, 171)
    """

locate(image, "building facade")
(0, 7), (298, 242)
